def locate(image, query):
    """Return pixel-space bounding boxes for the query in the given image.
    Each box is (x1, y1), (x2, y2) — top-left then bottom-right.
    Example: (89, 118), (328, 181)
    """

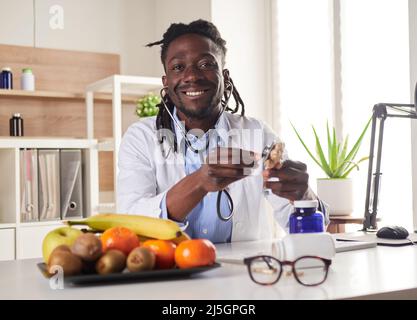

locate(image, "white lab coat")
(117, 112), (300, 242)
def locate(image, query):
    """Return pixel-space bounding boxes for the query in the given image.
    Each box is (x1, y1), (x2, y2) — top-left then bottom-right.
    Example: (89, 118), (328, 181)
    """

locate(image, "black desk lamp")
(363, 83), (417, 231)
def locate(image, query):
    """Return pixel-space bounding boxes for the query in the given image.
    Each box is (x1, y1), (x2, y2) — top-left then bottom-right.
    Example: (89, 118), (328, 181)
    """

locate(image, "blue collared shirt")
(159, 108), (233, 243)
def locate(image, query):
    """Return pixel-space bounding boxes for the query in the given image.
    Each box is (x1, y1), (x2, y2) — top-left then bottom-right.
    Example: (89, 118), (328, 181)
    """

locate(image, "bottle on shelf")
(0, 67), (13, 89)
(20, 68), (35, 91)
(9, 113), (24, 137)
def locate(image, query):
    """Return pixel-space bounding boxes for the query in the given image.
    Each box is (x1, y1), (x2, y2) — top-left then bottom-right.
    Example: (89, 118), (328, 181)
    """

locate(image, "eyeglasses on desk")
(243, 255), (332, 286)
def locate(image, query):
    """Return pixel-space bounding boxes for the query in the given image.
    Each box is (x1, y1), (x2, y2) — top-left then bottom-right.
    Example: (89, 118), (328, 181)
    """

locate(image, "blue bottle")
(289, 200), (324, 233)
(0, 67), (13, 89)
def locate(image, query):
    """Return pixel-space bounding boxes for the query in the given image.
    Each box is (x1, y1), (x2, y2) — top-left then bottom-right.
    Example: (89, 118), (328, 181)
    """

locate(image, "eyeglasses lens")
(249, 256), (281, 285)
(293, 257), (327, 286)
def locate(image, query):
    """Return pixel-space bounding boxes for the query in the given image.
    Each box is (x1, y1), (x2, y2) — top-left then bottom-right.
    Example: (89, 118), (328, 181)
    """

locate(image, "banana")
(135, 231), (191, 245)
(171, 231), (191, 245)
(66, 214), (182, 240)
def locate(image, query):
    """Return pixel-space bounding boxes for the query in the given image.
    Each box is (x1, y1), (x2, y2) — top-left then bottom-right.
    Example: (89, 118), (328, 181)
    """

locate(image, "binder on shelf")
(19, 149), (39, 222)
(60, 149), (83, 219)
(38, 149), (61, 221)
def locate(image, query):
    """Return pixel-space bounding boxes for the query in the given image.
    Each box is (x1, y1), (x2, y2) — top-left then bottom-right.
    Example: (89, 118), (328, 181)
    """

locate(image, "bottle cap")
(13, 113), (21, 118)
(2, 67), (11, 72)
(294, 200), (318, 208)
(22, 68), (32, 74)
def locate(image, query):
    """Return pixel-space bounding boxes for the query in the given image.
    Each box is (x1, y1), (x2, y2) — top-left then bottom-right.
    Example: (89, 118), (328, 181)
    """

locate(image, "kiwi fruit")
(48, 250), (82, 276)
(71, 233), (102, 262)
(95, 250), (126, 275)
(51, 245), (71, 254)
(127, 247), (156, 272)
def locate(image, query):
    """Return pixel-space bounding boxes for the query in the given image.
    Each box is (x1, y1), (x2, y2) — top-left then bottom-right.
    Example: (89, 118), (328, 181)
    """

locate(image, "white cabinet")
(0, 228), (15, 261)
(85, 75), (162, 211)
(16, 224), (59, 259)
(0, 138), (99, 260)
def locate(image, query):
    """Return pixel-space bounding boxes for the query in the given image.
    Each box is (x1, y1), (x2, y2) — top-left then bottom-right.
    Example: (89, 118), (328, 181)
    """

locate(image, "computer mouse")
(376, 226), (409, 240)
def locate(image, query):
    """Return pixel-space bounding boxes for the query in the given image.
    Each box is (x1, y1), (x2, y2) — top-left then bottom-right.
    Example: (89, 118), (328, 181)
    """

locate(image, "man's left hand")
(263, 160), (316, 201)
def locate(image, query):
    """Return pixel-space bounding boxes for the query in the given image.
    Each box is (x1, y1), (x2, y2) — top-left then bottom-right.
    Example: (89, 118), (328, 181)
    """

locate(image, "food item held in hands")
(175, 239), (216, 269)
(264, 142), (285, 169)
(48, 248), (83, 276)
(127, 247), (156, 272)
(42, 227), (83, 263)
(66, 214), (182, 240)
(95, 249), (126, 275)
(101, 226), (140, 256)
(142, 240), (176, 269)
(71, 233), (102, 262)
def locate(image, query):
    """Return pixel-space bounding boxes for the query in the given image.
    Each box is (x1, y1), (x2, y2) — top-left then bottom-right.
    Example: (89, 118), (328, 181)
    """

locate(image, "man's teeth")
(185, 91), (205, 96)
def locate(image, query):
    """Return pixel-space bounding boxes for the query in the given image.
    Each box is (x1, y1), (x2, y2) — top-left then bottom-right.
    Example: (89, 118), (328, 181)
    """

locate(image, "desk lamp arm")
(363, 103), (417, 231)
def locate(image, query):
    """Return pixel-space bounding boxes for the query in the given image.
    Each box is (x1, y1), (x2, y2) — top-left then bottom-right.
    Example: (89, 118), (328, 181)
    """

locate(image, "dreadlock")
(146, 19), (245, 152)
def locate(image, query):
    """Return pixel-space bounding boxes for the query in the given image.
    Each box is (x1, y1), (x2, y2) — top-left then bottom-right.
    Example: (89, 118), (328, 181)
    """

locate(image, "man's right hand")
(166, 147), (258, 222)
(196, 147), (259, 192)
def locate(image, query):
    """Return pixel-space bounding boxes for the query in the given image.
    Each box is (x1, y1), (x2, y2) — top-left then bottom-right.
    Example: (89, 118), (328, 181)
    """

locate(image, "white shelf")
(0, 89), (138, 102)
(0, 137), (97, 149)
(0, 223), (16, 229)
(98, 191), (115, 212)
(98, 138), (115, 151)
(86, 75), (162, 212)
(86, 75), (162, 95)
(18, 221), (65, 228)
(0, 137), (99, 260)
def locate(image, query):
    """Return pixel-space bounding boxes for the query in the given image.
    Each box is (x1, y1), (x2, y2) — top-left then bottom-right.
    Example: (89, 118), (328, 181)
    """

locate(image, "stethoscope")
(160, 82), (235, 221)
(159, 84), (279, 222)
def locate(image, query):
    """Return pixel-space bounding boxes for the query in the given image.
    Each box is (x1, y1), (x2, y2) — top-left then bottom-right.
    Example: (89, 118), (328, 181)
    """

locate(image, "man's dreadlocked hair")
(146, 19), (245, 152)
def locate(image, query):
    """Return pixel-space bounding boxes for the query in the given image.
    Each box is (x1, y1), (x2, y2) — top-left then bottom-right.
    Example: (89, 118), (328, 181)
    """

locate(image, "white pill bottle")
(21, 68), (35, 91)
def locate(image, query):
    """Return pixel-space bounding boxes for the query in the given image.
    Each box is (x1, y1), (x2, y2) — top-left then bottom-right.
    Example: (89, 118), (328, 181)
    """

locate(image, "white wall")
(120, 0), (156, 76)
(153, 0), (212, 76)
(210, 0), (272, 124)
(0, 0), (34, 47)
(0, 0), (157, 76)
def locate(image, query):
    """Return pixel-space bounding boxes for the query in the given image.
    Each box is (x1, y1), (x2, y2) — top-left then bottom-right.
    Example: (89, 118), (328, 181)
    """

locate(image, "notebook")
(335, 231), (417, 247)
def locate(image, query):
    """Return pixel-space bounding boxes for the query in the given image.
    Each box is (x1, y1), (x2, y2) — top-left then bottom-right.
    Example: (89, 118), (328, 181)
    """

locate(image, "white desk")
(1, 237), (417, 300)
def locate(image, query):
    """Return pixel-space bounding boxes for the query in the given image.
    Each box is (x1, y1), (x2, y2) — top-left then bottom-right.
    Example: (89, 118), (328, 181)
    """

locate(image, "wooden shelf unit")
(0, 89), (139, 102)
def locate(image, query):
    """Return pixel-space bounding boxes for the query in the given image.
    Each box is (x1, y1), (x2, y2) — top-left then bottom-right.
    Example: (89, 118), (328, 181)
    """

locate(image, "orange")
(142, 240), (176, 269)
(101, 226), (140, 256)
(175, 239), (216, 269)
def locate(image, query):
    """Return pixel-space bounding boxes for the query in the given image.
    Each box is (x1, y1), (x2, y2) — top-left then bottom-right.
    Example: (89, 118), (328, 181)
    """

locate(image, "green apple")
(42, 227), (82, 263)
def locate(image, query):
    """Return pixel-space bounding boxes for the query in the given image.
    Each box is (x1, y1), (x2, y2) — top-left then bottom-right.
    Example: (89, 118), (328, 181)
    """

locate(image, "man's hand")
(263, 160), (316, 201)
(197, 147), (258, 192)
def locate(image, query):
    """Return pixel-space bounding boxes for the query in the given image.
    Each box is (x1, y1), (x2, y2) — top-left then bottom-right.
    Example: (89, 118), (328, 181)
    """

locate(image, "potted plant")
(291, 118), (371, 216)
(135, 92), (160, 118)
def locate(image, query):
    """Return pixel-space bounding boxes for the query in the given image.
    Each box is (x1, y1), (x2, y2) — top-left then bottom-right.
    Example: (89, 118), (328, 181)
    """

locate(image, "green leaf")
(312, 126), (333, 177)
(292, 117), (371, 178)
(290, 122), (324, 171)
(330, 127), (337, 172)
(338, 117), (371, 174)
(341, 156), (369, 178)
(326, 121), (332, 166)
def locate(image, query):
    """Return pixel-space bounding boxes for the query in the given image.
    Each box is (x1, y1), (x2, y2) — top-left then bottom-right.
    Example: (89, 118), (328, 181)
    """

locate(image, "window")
(272, 0), (413, 228)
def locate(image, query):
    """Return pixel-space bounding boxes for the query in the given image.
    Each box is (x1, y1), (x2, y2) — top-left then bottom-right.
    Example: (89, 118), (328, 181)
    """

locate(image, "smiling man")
(117, 19), (328, 242)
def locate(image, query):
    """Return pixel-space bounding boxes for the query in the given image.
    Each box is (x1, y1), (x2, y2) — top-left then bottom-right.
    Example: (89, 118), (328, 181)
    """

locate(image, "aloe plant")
(291, 118), (371, 179)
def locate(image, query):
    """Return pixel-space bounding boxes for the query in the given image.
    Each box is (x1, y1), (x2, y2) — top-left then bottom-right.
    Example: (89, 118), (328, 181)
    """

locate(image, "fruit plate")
(37, 262), (221, 285)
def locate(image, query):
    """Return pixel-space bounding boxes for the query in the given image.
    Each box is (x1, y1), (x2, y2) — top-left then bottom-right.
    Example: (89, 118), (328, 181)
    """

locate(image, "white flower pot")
(317, 178), (353, 216)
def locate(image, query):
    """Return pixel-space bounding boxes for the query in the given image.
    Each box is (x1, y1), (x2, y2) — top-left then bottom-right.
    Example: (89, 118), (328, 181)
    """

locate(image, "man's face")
(162, 33), (227, 120)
